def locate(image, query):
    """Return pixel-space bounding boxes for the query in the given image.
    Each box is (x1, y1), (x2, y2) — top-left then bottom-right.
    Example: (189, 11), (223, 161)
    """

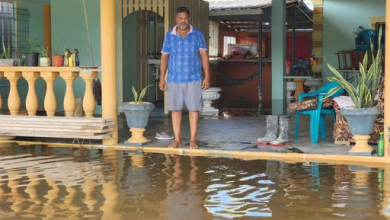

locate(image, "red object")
(231, 55), (244, 60)
(52, 55), (64, 66)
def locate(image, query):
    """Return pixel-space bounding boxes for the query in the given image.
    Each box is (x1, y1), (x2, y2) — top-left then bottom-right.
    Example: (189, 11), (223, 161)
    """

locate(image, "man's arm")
(199, 49), (210, 90)
(159, 53), (169, 91)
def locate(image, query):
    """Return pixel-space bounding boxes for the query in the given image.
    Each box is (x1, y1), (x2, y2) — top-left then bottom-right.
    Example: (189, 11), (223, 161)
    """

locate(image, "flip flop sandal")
(168, 142), (183, 148)
(189, 144), (199, 149)
(155, 132), (174, 140)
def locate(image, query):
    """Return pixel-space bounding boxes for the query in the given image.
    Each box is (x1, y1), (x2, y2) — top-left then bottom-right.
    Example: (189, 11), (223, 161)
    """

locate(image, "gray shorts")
(167, 81), (202, 111)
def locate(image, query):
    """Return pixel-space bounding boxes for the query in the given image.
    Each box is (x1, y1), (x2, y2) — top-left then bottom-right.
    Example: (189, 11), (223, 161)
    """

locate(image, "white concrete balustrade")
(0, 67), (99, 117)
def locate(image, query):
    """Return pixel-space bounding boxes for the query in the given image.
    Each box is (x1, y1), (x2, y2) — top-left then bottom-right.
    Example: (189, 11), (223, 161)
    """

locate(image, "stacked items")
(0, 115), (114, 140)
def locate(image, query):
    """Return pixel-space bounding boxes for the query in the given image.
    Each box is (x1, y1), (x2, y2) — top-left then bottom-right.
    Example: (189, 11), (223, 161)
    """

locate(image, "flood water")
(0, 143), (389, 220)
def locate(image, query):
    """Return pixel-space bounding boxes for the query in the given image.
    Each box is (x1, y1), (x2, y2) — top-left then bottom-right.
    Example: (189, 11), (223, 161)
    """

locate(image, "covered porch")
(0, 0), (389, 163)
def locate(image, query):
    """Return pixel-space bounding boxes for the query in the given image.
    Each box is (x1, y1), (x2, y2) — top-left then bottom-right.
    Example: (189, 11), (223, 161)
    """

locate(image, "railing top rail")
(0, 66), (101, 72)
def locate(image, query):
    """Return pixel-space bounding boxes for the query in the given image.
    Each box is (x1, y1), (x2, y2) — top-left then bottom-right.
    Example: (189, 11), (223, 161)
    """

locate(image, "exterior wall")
(322, 0), (385, 80)
(51, 0), (102, 114)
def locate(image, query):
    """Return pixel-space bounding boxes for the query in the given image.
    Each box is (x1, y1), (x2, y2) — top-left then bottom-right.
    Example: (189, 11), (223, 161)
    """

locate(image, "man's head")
(175, 6), (190, 31)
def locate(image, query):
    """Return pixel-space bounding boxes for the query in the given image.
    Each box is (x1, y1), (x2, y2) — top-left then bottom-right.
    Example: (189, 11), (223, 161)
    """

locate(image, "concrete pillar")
(60, 72), (78, 117)
(44, 4), (51, 56)
(41, 72), (59, 117)
(271, 0), (286, 115)
(22, 72), (40, 116)
(4, 71), (22, 115)
(384, 0), (390, 158)
(80, 71), (98, 117)
(101, 0), (118, 144)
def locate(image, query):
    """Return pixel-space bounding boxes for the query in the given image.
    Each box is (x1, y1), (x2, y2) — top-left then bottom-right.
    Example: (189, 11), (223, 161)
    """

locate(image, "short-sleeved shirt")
(161, 25), (207, 83)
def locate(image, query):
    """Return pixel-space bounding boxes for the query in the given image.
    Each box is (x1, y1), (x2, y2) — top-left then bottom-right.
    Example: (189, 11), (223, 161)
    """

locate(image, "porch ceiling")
(208, 0), (313, 32)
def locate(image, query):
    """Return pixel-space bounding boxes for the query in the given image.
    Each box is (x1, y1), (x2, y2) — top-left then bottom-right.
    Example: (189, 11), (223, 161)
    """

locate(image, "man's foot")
(168, 141), (182, 148)
(189, 140), (199, 149)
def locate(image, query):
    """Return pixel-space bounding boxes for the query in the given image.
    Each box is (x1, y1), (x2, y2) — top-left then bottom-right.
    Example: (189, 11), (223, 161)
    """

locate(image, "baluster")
(8, 171), (25, 212)
(41, 72), (59, 116)
(22, 72), (40, 116)
(44, 178), (60, 204)
(60, 72), (78, 117)
(0, 72), (3, 110)
(4, 71), (22, 115)
(80, 71), (98, 117)
(24, 167), (42, 207)
(83, 179), (98, 211)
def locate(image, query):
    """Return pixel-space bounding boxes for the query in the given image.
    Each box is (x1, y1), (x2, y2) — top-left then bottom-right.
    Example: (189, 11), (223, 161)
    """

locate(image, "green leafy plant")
(24, 38), (40, 53)
(53, 45), (61, 56)
(132, 85), (152, 103)
(1, 42), (11, 59)
(326, 28), (383, 109)
(40, 46), (49, 57)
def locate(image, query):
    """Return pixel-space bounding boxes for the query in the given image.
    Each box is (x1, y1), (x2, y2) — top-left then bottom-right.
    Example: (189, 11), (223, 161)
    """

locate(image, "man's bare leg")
(170, 110), (182, 148)
(189, 111), (199, 149)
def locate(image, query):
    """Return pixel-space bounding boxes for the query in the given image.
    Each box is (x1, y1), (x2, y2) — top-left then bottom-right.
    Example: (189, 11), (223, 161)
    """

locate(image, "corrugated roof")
(205, 0), (298, 10)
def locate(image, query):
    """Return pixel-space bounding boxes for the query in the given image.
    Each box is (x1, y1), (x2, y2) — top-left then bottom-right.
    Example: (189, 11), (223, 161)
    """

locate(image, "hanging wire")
(81, 0), (95, 66)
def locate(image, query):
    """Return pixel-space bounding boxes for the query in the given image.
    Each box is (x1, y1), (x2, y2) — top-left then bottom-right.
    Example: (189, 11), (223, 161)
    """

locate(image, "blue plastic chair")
(294, 82), (344, 143)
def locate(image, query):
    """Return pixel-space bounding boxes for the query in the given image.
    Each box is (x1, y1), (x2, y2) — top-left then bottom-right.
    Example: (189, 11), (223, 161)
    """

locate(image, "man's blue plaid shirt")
(161, 25), (207, 83)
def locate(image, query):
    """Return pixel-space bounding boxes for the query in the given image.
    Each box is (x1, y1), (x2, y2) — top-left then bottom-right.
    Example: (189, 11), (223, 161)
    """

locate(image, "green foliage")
(24, 38), (40, 53)
(132, 85), (152, 103)
(40, 46), (49, 57)
(326, 28), (383, 108)
(1, 42), (11, 59)
(53, 45), (61, 56)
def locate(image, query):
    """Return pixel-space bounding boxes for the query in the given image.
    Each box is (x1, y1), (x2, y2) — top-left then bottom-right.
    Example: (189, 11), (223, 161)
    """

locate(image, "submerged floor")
(0, 145), (389, 219)
(1, 112), (389, 165)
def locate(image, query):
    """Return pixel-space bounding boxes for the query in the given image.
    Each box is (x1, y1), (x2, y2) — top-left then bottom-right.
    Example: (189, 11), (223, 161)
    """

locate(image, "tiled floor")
(118, 112), (360, 156)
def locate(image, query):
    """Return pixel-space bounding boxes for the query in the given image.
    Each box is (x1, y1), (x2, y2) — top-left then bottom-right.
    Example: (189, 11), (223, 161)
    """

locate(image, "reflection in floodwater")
(0, 143), (389, 220)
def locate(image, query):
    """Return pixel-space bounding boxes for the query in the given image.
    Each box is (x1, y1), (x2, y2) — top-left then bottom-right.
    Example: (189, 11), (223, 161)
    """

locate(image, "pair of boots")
(257, 115), (290, 146)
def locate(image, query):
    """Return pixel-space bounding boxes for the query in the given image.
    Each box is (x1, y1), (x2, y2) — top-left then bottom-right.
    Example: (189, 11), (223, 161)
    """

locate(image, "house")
(0, 0), (389, 159)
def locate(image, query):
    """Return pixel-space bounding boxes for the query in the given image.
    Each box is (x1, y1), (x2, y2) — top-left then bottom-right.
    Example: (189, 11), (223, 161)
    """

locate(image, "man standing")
(159, 6), (210, 149)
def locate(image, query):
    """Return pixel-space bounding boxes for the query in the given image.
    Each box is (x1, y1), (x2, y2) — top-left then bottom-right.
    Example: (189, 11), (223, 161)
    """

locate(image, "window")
(0, 1), (29, 58)
(0, 1), (15, 57)
(223, 36), (236, 56)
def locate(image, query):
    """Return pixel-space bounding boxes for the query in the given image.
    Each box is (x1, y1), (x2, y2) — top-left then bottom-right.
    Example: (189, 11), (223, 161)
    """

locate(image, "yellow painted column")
(101, 0), (118, 145)
(4, 71), (22, 115)
(22, 72), (40, 116)
(41, 72), (59, 116)
(60, 72), (78, 117)
(384, 0), (390, 158)
(80, 71), (98, 117)
(0, 72), (3, 110)
(44, 4), (52, 56)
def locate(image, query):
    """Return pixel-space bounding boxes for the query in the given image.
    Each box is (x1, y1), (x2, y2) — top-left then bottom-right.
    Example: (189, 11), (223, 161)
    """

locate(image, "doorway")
(122, 10), (164, 103)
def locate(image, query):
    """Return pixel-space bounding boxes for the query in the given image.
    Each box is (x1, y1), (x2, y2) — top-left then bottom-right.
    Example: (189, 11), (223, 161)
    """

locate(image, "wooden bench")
(0, 115), (114, 140)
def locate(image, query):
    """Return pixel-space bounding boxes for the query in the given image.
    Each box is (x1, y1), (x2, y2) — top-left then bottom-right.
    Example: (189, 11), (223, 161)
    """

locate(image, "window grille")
(0, 1), (29, 113)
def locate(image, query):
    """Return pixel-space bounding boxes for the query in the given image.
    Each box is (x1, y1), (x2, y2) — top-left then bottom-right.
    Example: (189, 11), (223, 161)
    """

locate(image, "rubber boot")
(270, 115), (291, 146)
(257, 115), (278, 145)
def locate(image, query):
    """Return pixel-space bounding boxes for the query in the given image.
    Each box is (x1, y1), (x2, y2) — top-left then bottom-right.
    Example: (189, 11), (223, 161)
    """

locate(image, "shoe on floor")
(155, 132), (174, 140)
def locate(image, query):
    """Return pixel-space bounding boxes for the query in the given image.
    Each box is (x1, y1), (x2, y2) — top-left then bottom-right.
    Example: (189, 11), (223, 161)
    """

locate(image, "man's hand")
(159, 79), (166, 91)
(202, 78), (210, 90)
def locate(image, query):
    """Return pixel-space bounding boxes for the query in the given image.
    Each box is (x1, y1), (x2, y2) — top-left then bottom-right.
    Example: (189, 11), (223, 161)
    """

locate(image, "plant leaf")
(132, 86), (138, 102)
(138, 85), (152, 102)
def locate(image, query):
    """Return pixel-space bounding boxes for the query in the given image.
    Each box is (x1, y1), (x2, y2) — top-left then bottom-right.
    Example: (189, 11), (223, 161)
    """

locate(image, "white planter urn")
(200, 87), (221, 116)
(286, 81), (296, 114)
(304, 78), (323, 92)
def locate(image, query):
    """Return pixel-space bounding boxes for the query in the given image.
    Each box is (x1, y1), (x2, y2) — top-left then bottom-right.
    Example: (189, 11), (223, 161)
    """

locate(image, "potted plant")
(24, 38), (40, 66)
(39, 46), (51, 67)
(122, 85), (155, 145)
(0, 42), (14, 66)
(326, 28), (383, 156)
(51, 46), (64, 67)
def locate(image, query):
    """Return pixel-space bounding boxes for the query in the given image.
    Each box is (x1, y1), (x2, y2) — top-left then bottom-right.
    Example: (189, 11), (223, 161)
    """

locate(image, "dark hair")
(176, 6), (190, 16)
